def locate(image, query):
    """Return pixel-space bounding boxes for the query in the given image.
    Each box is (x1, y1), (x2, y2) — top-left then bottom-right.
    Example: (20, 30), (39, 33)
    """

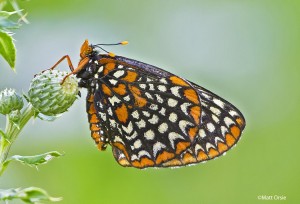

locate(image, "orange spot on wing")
(169, 76), (189, 86)
(162, 159), (182, 167)
(88, 95), (94, 102)
(122, 70), (138, 82)
(184, 89), (200, 104)
(129, 85), (141, 95)
(182, 152), (197, 164)
(208, 148), (219, 159)
(188, 126), (198, 140)
(156, 151), (175, 164)
(115, 103), (128, 123)
(197, 150), (209, 161)
(132, 158), (155, 168)
(225, 134), (236, 147)
(118, 158), (131, 167)
(176, 141), (191, 155)
(88, 104), (96, 114)
(236, 117), (244, 127)
(129, 85), (147, 107)
(90, 114), (100, 123)
(104, 62), (116, 75)
(112, 84), (127, 95)
(102, 84), (112, 96)
(90, 123), (100, 131)
(91, 132), (101, 144)
(231, 126), (241, 139)
(135, 97), (147, 107)
(217, 142), (228, 153)
(190, 106), (201, 125)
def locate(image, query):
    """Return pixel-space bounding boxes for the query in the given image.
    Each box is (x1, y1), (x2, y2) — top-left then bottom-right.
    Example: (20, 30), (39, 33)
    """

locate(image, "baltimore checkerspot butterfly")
(49, 40), (246, 168)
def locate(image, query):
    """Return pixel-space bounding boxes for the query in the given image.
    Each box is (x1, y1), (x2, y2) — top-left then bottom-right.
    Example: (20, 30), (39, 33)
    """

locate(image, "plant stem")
(0, 103), (35, 174)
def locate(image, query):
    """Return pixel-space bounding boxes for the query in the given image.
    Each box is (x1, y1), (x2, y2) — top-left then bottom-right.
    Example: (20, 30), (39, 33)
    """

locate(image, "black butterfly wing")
(162, 83), (246, 167)
(93, 56), (202, 168)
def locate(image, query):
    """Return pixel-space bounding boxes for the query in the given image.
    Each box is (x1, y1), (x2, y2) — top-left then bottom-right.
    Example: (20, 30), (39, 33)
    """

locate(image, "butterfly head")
(80, 40), (94, 59)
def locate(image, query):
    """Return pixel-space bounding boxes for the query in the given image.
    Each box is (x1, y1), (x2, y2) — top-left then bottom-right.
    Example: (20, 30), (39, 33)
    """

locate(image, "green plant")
(0, 1), (79, 203)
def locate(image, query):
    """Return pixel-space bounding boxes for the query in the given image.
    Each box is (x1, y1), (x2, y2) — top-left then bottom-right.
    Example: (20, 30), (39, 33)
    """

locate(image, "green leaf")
(0, 31), (16, 69)
(10, 151), (63, 166)
(0, 187), (62, 203)
(0, 10), (20, 20)
(0, 151), (63, 175)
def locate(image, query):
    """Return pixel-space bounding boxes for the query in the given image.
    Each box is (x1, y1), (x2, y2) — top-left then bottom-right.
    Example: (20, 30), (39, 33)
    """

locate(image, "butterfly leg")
(49, 55), (75, 71)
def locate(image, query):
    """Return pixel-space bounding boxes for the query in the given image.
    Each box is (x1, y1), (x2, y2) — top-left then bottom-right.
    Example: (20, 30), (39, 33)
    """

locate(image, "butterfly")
(50, 40), (246, 168)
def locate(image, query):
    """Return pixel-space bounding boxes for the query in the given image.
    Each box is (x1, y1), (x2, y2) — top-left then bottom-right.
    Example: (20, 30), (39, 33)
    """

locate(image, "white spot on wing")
(136, 119), (146, 128)
(158, 123), (168, 133)
(213, 98), (225, 108)
(123, 95), (130, 101)
(180, 103), (191, 115)
(194, 144), (204, 154)
(169, 112), (177, 123)
(144, 130), (155, 140)
(133, 139), (142, 149)
(131, 154), (138, 161)
(207, 123), (215, 132)
(159, 78), (168, 84)
(212, 115), (220, 123)
(168, 132), (184, 149)
(108, 95), (121, 105)
(139, 84), (146, 89)
(149, 84), (155, 90)
(138, 150), (151, 159)
(122, 121), (133, 134)
(229, 110), (238, 117)
(150, 104), (158, 110)
(221, 126), (227, 136)
(210, 107), (221, 116)
(157, 85), (167, 92)
(142, 111), (150, 117)
(159, 107), (166, 116)
(199, 129), (206, 138)
(224, 117), (234, 127)
(109, 79), (118, 85)
(113, 70), (125, 78)
(145, 92), (153, 99)
(206, 143), (215, 152)
(109, 119), (116, 128)
(168, 98), (178, 107)
(114, 136), (124, 144)
(170, 86), (181, 97)
(131, 110), (139, 119)
(179, 120), (193, 134)
(98, 66), (104, 73)
(126, 131), (138, 140)
(155, 94), (164, 103)
(153, 142), (166, 157)
(149, 114), (159, 124)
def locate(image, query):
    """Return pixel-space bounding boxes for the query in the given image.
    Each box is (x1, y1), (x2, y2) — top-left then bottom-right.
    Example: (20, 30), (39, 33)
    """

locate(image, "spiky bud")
(28, 70), (79, 116)
(0, 88), (24, 115)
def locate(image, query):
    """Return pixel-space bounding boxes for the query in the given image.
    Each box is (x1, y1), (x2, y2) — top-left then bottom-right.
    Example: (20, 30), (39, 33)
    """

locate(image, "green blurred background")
(1, 0), (300, 203)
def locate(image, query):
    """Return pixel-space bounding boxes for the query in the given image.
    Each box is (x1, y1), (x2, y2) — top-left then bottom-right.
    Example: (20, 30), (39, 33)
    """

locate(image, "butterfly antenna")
(93, 41), (128, 57)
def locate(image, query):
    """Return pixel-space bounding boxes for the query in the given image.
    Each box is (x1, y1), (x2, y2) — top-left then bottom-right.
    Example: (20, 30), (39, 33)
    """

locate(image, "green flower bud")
(0, 88), (24, 115)
(28, 70), (79, 116)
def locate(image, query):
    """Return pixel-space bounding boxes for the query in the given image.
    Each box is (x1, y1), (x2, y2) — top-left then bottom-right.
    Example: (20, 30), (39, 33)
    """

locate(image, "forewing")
(93, 57), (202, 168)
